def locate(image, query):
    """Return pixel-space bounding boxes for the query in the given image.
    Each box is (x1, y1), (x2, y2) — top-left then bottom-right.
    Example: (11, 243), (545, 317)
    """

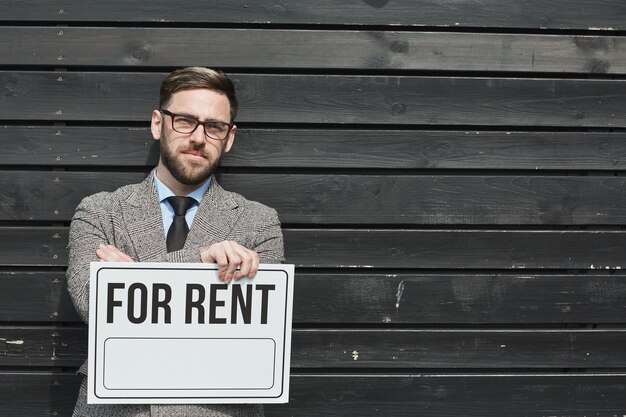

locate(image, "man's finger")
(210, 246), (229, 282)
(249, 251), (260, 279)
(200, 241), (260, 282)
(234, 246), (260, 280)
(222, 241), (242, 283)
(233, 246), (253, 280)
(96, 244), (134, 262)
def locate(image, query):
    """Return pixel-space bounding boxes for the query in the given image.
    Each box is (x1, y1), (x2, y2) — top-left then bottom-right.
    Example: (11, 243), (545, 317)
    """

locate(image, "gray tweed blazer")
(67, 169), (284, 417)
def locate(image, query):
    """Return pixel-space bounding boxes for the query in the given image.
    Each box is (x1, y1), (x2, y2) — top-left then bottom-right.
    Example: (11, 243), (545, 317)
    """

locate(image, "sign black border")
(92, 264), (292, 401)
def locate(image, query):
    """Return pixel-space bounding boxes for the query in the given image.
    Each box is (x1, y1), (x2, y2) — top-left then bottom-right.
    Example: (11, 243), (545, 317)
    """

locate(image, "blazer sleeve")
(66, 195), (116, 324)
(253, 207), (285, 264)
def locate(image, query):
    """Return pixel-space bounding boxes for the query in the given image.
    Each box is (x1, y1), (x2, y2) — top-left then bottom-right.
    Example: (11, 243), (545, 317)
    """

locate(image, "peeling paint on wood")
(395, 280), (405, 308)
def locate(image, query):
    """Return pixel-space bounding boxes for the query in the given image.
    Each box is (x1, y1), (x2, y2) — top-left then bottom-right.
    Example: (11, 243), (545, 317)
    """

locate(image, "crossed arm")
(67, 195), (284, 323)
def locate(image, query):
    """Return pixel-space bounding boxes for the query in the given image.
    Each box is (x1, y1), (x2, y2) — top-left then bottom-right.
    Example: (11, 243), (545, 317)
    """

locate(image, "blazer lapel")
(186, 175), (241, 249)
(121, 170), (168, 261)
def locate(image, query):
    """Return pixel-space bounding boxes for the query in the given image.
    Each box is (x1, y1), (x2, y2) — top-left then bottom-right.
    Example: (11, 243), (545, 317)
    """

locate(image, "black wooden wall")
(2, 1), (626, 416)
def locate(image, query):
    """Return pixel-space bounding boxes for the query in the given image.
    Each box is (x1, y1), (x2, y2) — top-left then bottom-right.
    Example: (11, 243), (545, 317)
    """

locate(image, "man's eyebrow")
(173, 111), (228, 124)
(172, 111), (198, 119)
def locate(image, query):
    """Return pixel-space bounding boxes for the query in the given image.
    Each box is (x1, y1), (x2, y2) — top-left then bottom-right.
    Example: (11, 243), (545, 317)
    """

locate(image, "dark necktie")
(166, 196), (196, 253)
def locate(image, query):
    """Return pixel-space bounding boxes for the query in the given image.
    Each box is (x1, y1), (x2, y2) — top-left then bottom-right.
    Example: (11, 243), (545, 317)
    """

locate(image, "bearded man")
(66, 67), (284, 417)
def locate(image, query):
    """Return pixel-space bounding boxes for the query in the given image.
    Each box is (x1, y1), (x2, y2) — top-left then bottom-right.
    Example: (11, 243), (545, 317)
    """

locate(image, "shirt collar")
(153, 173), (211, 204)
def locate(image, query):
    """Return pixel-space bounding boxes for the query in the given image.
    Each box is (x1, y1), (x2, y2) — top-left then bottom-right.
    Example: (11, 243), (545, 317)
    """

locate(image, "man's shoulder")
(77, 179), (147, 211)
(217, 184), (279, 221)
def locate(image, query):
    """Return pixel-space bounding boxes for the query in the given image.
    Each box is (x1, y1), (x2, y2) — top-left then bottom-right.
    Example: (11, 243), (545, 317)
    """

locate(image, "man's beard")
(159, 133), (222, 186)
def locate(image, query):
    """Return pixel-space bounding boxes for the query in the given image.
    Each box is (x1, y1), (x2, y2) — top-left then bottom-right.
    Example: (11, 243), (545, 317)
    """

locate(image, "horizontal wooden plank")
(0, 327), (85, 367)
(2, 28), (625, 73)
(0, 372), (79, 417)
(1, 72), (625, 127)
(0, 228), (67, 267)
(294, 329), (626, 368)
(1, 126), (158, 167)
(4, 227), (626, 269)
(273, 374), (626, 416)
(0, 272), (78, 322)
(228, 175), (626, 225)
(0, 171), (146, 222)
(293, 273), (626, 324)
(221, 174), (626, 225)
(4, 127), (626, 171)
(4, 171), (626, 225)
(0, 0), (624, 30)
(2, 372), (626, 417)
(5, 327), (626, 368)
(4, 272), (626, 324)
(285, 229), (626, 269)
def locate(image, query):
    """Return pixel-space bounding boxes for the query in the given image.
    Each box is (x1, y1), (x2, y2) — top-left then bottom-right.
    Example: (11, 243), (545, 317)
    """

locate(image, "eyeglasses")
(160, 109), (234, 141)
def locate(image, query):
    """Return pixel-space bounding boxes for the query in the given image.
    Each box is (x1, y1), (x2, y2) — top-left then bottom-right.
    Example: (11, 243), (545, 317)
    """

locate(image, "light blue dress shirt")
(154, 174), (211, 238)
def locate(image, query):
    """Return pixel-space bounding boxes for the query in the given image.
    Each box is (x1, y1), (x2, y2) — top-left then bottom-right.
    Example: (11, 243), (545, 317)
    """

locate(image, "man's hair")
(159, 66), (238, 121)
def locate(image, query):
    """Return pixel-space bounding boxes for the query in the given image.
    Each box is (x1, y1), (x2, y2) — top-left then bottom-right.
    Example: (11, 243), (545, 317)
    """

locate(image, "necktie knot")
(167, 196), (196, 216)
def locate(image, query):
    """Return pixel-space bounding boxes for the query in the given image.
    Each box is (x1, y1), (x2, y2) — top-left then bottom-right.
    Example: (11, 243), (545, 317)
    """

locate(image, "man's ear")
(150, 110), (163, 141)
(223, 125), (237, 153)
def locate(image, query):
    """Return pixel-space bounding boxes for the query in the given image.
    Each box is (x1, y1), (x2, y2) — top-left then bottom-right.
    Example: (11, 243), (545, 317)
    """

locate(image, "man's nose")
(188, 124), (206, 144)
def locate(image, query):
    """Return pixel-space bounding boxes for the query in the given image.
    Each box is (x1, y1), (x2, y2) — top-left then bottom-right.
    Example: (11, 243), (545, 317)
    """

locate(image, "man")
(67, 67), (284, 417)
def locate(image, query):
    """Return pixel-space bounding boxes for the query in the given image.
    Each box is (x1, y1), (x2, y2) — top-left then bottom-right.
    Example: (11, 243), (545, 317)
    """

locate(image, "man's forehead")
(167, 88), (230, 116)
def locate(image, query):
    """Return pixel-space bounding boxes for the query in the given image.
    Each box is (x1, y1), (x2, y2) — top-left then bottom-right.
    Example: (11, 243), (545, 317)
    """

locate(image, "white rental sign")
(88, 262), (294, 404)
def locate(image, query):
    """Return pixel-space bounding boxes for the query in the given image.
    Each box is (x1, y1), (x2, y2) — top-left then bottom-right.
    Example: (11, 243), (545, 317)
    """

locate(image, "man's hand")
(200, 241), (259, 283)
(96, 244), (134, 262)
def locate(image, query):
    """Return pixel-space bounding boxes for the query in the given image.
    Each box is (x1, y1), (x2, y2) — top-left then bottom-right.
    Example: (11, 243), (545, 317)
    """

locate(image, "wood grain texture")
(284, 229), (626, 269)
(0, 171), (147, 221)
(0, 372), (79, 417)
(0, 327), (85, 367)
(2, 372), (626, 417)
(0, 228), (67, 267)
(219, 174), (626, 225)
(292, 329), (626, 368)
(228, 129), (626, 170)
(0, 0), (624, 29)
(270, 374), (626, 416)
(1, 126), (158, 167)
(0, 272), (78, 322)
(5, 127), (626, 171)
(4, 327), (626, 368)
(1, 27), (624, 73)
(4, 171), (626, 225)
(3, 272), (625, 324)
(4, 227), (626, 269)
(292, 273), (626, 324)
(1, 72), (625, 127)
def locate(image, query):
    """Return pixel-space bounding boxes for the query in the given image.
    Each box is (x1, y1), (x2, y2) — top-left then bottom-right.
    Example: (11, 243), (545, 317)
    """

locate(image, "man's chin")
(160, 150), (219, 187)
(173, 171), (212, 186)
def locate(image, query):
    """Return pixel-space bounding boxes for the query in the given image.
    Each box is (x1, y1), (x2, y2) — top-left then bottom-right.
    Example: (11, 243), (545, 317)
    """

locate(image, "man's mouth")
(181, 150), (206, 161)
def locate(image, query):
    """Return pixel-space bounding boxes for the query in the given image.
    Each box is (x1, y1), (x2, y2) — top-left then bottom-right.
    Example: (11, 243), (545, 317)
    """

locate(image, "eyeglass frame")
(159, 109), (235, 141)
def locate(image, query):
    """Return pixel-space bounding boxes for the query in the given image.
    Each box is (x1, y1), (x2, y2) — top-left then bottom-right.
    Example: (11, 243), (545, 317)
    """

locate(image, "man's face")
(151, 88), (236, 187)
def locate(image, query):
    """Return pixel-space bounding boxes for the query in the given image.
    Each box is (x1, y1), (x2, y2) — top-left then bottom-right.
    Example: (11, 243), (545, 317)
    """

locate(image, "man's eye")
(205, 122), (228, 133)
(176, 117), (196, 127)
